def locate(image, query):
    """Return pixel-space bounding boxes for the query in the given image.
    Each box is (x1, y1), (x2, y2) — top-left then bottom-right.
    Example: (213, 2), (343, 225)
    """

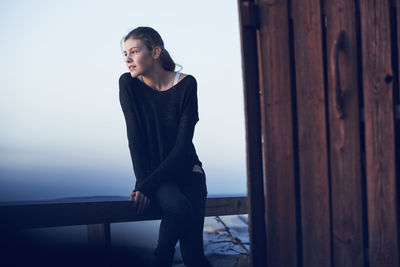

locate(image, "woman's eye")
(123, 51), (137, 57)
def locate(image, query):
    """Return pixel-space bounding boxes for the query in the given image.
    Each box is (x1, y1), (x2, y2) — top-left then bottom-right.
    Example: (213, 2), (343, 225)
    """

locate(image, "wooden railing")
(0, 195), (247, 247)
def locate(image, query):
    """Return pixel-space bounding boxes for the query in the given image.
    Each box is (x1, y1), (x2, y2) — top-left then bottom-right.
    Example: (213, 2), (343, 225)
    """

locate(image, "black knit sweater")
(119, 72), (203, 197)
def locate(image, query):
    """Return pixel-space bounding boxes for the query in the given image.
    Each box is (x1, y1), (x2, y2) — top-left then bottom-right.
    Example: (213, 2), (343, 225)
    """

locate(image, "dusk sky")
(0, 0), (247, 201)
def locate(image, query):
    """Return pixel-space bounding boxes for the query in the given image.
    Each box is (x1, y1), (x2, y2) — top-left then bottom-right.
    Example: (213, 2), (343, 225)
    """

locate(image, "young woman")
(119, 26), (213, 267)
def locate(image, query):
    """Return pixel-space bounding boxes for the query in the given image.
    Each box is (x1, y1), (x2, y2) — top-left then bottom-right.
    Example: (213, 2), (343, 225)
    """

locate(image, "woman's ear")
(152, 46), (162, 59)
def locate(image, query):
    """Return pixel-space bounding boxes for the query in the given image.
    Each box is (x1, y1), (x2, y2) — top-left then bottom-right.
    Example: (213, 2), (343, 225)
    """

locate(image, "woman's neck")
(140, 66), (174, 91)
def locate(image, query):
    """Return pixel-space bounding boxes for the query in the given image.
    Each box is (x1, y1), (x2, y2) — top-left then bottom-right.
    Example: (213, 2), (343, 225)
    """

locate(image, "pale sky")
(0, 0), (247, 201)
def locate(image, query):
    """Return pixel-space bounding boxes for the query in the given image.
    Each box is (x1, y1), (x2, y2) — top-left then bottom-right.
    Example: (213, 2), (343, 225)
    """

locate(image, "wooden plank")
(0, 196), (247, 229)
(237, 1), (267, 266)
(87, 223), (111, 247)
(290, 0), (332, 266)
(205, 196), (247, 216)
(324, 1), (365, 267)
(360, 0), (399, 266)
(256, 0), (299, 266)
(397, 0), (400, 106)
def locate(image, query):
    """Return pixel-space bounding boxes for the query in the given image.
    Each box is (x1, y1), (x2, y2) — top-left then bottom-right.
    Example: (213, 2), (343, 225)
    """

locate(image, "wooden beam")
(290, 0), (332, 266)
(238, 1), (267, 267)
(324, 1), (365, 267)
(360, 0), (399, 266)
(256, 0), (299, 266)
(0, 196), (247, 229)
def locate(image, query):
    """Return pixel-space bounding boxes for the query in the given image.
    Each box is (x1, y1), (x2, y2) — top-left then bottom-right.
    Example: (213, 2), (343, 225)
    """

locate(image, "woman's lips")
(129, 66), (136, 70)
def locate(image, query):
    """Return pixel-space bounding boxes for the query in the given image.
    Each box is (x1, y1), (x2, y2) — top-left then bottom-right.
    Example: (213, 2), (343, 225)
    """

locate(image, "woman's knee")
(165, 197), (193, 218)
(155, 182), (194, 217)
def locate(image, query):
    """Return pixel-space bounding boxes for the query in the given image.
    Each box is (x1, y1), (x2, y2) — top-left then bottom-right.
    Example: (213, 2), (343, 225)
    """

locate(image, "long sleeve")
(134, 78), (200, 196)
(119, 75), (149, 190)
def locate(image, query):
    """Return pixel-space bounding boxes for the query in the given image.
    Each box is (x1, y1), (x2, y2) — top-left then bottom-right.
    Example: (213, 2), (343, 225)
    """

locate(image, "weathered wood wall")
(238, 0), (400, 266)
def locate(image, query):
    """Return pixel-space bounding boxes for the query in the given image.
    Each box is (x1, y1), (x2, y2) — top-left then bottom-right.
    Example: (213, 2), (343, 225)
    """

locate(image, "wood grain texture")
(257, 0), (299, 266)
(360, 0), (399, 266)
(0, 196), (248, 229)
(291, 0), (332, 266)
(325, 1), (365, 266)
(238, 1), (267, 266)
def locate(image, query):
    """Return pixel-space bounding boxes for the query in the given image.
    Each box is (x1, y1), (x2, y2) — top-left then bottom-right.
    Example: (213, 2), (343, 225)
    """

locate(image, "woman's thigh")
(149, 168), (208, 217)
(151, 180), (193, 217)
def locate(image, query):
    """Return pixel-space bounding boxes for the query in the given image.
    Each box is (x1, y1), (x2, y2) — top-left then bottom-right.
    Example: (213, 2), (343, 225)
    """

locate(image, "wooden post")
(87, 223), (111, 247)
(325, 1), (365, 267)
(360, 0), (399, 266)
(238, 1), (267, 267)
(290, 0), (332, 266)
(256, 0), (299, 266)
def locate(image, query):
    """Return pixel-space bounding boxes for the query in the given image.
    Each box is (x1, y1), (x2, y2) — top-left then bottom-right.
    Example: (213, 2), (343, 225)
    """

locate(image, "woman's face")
(123, 38), (155, 77)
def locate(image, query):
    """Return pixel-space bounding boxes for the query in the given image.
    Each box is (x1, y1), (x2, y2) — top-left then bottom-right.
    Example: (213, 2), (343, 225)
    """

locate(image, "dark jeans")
(149, 166), (213, 267)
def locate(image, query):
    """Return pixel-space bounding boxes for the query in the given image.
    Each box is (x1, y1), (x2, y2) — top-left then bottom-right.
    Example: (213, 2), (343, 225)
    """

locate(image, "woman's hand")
(130, 190), (151, 214)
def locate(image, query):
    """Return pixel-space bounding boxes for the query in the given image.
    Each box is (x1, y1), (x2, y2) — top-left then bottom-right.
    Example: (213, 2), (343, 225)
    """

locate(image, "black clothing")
(150, 170), (211, 267)
(119, 72), (213, 267)
(118, 72), (203, 197)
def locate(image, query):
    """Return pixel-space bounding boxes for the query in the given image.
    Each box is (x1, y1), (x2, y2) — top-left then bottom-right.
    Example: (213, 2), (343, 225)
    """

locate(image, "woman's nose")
(125, 56), (132, 63)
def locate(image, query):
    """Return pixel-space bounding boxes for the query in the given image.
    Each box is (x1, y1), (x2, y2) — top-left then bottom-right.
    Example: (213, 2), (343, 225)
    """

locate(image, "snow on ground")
(172, 214), (250, 267)
(119, 214), (250, 267)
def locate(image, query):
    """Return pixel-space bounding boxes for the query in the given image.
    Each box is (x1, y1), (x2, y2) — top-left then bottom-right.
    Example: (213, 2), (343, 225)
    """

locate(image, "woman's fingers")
(136, 191), (144, 213)
(139, 192), (150, 214)
(130, 191), (151, 214)
(130, 191), (136, 201)
(134, 191), (140, 202)
(136, 193), (142, 213)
